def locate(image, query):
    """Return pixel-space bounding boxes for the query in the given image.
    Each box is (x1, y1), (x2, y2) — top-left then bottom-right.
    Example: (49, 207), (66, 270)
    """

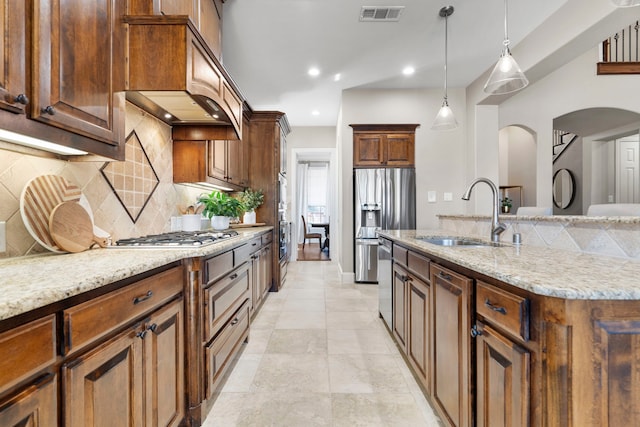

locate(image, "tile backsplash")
(439, 215), (640, 259)
(0, 103), (203, 258)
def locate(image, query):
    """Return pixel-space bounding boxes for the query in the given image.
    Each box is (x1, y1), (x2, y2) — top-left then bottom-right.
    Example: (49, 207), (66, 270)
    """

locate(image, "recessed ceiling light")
(164, 113), (172, 119)
(334, 73), (342, 82)
(308, 67), (320, 77)
(312, 110), (320, 116)
(402, 66), (415, 76)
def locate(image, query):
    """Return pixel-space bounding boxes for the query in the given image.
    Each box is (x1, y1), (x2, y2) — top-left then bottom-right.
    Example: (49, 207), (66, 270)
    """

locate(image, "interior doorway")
(290, 148), (337, 262)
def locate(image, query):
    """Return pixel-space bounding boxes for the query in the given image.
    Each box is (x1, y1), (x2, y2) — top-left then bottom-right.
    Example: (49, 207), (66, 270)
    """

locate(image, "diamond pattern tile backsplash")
(101, 131), (160, 222)
(0, 103), (203, 257)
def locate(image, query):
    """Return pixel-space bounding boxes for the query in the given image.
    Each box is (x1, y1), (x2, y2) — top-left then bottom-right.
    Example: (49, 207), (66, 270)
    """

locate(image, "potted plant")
(198, 191), (244, 230)
(501, 197), (513, 213)
(238, 188), (264, 224)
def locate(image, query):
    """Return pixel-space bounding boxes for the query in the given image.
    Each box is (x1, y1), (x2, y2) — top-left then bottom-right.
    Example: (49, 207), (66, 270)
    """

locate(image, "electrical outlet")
(427, 191), (437, 203)
(0, 221), (5, 253)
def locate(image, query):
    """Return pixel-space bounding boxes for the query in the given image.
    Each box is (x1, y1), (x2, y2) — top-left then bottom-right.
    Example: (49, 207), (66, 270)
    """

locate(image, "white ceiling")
(221, 0), (566, 127)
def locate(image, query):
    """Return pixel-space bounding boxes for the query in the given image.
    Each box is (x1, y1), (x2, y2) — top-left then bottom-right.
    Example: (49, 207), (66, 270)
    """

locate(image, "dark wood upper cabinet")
(0, 0), (27, 115)
(31, 0), (126, 150)
(350, 124), (419, 168)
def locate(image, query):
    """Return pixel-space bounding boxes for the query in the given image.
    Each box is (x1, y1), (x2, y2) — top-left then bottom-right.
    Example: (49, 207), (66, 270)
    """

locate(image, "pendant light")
(432, 5), (458, 131)
(483, 0), (529, 95)
(611, 0), (640, 6)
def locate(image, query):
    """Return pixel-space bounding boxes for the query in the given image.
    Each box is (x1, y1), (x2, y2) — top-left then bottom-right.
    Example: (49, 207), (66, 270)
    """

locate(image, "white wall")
(338, 87), (467, 275)
(499, 126), (537, 209)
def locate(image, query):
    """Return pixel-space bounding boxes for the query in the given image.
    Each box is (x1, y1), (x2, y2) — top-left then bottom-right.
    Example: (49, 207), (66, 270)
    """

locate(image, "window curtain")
(296, 162), (309, 244)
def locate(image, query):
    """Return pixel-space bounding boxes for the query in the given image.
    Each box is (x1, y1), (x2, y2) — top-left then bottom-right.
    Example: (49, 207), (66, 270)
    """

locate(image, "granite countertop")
(0, 227), (273, 322)
(379, 229), (640, 301)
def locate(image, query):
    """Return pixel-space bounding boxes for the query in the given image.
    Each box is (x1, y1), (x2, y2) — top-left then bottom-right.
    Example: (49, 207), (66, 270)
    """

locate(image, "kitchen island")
(378, 229), (640, 427)
(0, 226), (273, 427)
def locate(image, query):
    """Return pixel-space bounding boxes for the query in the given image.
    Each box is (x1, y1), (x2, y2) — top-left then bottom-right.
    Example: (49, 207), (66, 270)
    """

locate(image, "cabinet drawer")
(204, 262), (250, 342)
(64, 267), (183, 354)
(0, 315), (56, 393)
(393, 245), (408, 266)
(476, 281), (529, 341)
(407, 251), (430, 282)
(234, 237), (261, 265)
(261, 232), (273, 245)
(205, 300), (249, 398)
(205, 250), (234, 284)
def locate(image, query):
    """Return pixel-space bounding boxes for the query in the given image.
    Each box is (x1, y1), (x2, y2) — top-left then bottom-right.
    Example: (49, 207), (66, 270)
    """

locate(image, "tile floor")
(203, 260), (442, 426)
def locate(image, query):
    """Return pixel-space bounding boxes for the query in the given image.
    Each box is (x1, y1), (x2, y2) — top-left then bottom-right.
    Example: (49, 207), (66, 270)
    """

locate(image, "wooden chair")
(301, 216), (322, 250)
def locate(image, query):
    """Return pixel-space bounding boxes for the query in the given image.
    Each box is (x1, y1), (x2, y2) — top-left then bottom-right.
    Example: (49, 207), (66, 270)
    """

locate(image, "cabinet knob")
(136, 329), (147, 339)
(470, 324), (483, 338)
(41, 105), (55, 115)
(14, 94), (29, 105)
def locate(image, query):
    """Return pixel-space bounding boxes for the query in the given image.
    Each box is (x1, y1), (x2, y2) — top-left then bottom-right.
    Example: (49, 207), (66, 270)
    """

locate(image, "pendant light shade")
(484, 0), (529, 95)
(432, 5), (458, 131)
(611, 0), (640, 6)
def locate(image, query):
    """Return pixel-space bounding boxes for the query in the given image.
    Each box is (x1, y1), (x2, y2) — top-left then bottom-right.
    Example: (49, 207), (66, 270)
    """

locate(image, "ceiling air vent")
(360, 6), (405, 22)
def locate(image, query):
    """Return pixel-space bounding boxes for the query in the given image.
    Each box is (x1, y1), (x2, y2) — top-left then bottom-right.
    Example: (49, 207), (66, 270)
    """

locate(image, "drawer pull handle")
(230, 273), (238, 280)
(439, 271), (452, 281)
(231, 318), (239, 325)
(485, 299), (507, 315)
(470, 324), (483, 338)
(133, 290), (153, 305)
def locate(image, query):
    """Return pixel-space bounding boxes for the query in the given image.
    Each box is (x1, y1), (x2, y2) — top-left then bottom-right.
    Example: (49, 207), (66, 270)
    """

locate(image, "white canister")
(182, 214), (202, 231)
(243, 210), (256, 224)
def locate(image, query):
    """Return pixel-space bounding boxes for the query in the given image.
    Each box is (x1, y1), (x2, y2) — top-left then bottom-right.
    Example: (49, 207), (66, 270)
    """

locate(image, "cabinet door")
(408, 276), (430, 392)
(0, 0), (27, 114)
(354, 134), (385, 167)
(386, 133), (415, 166)
(262, 245), (272, 296)
(0, 374), (57, 427)
(199, 0), (222, 58)
(249, 251), (260, 315)
(32, 0), (125, 145)
(392, 263), (408, 351)
(227, 139), (247, 187)
(208, 140), (227, 181)
(431, 264), (472, 427)
(475, 322), (530, 427)
(143, 299), (185, 427)
(63, 327), (144, 427)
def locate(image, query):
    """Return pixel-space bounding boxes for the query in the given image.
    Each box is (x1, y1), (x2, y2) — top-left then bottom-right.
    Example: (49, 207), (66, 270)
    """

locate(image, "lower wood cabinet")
(0, 374), (57, 427)
(62, 297), (184, 427)
(475, 321), (530, 427)
(392, 264), (408, 350)
(431, 264), (472, 427)
(407, 274), (430, 392)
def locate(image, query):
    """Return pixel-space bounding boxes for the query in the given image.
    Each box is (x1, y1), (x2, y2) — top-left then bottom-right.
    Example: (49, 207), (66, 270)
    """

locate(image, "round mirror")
(553, 169), (575, 209)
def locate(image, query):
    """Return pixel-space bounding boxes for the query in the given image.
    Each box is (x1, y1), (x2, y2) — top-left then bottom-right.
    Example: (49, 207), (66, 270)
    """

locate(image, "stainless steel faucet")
(462, 177), (506, 243)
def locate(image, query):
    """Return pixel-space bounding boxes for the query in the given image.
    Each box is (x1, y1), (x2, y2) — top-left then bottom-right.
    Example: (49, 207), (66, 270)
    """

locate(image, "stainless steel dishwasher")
(377, 237), (392, 330)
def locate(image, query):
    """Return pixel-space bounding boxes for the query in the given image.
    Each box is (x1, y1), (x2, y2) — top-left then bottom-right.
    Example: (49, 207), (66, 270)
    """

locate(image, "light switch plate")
(427, 191), (437, 203)
(443, 192), (453, 201)
(0, 221), (5, 253)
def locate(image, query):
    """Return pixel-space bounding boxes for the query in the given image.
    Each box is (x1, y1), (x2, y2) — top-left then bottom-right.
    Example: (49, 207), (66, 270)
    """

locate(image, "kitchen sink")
(417, 236), (507, 247)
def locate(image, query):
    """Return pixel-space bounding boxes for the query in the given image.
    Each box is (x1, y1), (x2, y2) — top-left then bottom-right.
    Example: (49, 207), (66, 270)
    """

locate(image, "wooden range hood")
(124, 16), (243, 139)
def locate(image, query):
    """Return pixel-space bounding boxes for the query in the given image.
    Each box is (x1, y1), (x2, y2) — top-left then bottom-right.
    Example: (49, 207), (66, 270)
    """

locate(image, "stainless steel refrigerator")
(354, 168), (416, 283)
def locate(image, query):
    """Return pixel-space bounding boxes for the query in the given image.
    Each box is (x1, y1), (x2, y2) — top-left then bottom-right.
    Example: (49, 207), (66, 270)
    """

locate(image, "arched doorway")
(499, 125), (537, 213)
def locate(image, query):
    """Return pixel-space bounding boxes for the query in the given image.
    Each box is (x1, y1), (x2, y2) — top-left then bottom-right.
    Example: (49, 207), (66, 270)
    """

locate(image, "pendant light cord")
(444, 13), (449, 101)
(503, 0), (510, 49)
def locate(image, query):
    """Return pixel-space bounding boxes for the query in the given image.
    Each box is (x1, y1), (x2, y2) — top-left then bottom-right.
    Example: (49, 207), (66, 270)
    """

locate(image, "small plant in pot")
(238, 188), (264, 224)
(198, 191), (245, 230)
(501, 197), (513, 213)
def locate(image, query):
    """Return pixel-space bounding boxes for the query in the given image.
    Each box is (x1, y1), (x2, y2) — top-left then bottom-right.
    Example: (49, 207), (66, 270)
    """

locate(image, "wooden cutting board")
(49, 202), (107, 253)
(20, 175), (83, 252)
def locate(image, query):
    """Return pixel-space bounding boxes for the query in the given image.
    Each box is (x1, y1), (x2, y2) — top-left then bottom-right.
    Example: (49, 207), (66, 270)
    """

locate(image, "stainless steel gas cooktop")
(111, 230), (239, 248)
